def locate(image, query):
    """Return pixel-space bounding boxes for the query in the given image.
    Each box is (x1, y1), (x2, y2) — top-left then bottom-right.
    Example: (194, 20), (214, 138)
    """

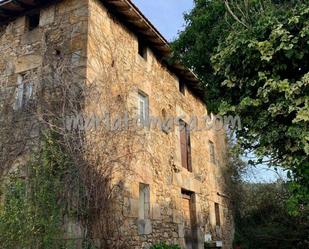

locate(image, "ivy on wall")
(0, 131), (94, 249)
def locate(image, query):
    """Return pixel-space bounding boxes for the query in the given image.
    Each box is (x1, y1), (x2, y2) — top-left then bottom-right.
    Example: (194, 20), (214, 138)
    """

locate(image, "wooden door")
(182, 193), (195, 249)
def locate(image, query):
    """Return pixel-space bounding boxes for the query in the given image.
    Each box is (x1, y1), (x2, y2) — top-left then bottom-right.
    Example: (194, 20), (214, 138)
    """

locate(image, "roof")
(0, 0), (204, 98)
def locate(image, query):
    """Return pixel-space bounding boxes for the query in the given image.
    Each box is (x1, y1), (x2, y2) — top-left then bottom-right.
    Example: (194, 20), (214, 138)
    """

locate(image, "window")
(215, 203), (221, 226)
(138, 91), (149, 125)
(14, 74), (33, 110)
(179, 80), (185, 95)
(179, 120), (192, 172)
(26, 12), (40, 31)
(209, 140), (216, 164)
(139, 183), (150, 220)
(138, 37), (147, 60)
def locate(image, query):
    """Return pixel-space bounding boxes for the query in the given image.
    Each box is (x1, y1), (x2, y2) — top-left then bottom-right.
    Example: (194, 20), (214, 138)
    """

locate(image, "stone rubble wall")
(86, 0), (234, 248)
(0, 0), (89, 246)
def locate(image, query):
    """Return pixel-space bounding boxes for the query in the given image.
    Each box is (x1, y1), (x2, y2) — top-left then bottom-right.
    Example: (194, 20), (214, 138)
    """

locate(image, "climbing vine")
(0, 131), (94, 249)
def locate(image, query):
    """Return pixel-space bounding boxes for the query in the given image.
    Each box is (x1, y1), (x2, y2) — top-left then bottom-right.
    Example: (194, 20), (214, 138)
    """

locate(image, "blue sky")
(132, 0), (194, 42)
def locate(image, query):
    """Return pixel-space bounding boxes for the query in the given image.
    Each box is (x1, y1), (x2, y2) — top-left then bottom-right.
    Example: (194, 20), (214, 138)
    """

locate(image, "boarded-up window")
(139, 183), (150, 220)
(215, 202), (221, 226)
(180, 120), (192, 171)
(209, 140), (216, 164)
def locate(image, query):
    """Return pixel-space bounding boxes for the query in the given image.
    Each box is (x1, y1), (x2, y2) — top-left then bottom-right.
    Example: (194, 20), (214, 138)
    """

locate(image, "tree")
(173, 0), (309, 214)
(234, 182), (309, 249)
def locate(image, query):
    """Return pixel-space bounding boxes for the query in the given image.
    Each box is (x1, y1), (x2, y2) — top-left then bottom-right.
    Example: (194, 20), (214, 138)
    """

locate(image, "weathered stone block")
(151, 203), (161, 220)
(13, 16), (26, 34)
(40, 6), (55, 26)
(15, 55), (42, 73)
(5, 60), (15, 75)
(172, 210), (183, 224)
(21, 29), (43, 44)
(123, 197), (139, 218)
(7, 74), (18, 87)
(178, 224), (185, 238)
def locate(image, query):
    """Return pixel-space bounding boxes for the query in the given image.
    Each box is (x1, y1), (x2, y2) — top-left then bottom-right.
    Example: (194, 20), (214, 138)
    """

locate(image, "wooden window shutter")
(180, 120), (192, 172)
(180, 120), (188, 170)
(215, 203), (221, 226)
(186, 125), (192, 172)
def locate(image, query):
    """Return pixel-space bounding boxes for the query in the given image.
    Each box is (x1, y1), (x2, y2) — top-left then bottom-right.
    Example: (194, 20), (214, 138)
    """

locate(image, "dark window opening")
(26, 12), (40, 31)
(138, 37), (147, 60)
(180, 120), (192, 172)
(179, 80), (185, 95)
(215, 203), (221, 226)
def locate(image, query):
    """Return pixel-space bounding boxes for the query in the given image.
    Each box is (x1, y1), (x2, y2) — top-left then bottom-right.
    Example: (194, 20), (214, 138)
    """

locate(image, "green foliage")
(0, 132), (93, 249)
(172, 0), (230, 111)
(234, 182), (309, 249)
(173, 0), (309, 214)
(150, 243), (181, 249)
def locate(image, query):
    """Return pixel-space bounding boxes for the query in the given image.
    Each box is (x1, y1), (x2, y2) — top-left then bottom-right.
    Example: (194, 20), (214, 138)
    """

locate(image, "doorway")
(182, 189), (197, 249)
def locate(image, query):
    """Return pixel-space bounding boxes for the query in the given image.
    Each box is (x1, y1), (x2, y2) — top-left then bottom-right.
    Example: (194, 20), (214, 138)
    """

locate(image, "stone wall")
(0, 0), (88, 172)
(86, 0), (234, 248)
(0, 0), (234, 248)
(0, 1), (89, 246)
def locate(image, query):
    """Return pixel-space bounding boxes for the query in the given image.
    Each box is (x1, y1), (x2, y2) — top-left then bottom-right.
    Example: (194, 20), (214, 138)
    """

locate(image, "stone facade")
(0, 0), (234, 248)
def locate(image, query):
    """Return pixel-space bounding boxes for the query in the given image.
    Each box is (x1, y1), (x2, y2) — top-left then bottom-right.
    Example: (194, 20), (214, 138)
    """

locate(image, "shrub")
(150, 243), (181, 249)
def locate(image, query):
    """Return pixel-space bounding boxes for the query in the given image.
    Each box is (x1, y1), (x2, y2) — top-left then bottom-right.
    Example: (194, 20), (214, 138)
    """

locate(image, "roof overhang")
(0, 0), (204, 99)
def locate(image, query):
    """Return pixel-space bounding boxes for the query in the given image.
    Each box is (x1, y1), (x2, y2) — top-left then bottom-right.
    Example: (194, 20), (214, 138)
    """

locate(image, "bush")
(150, 243), (181, 249)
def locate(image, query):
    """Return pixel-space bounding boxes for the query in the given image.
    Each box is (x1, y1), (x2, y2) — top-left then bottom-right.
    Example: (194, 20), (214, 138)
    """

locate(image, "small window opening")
(215, 203), (221, 226)
(138, 37), (147, 60)
(179, 80), (185, 95)
(26, 12), (40, 31)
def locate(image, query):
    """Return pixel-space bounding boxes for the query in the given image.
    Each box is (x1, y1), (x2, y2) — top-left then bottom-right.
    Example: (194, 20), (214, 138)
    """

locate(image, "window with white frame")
(14, 74), (33, 110)
(138, 91), (149, 125)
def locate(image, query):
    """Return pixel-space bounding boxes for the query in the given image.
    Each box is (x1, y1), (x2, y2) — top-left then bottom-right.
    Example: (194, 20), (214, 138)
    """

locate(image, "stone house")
(0, 0), (234, 248)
